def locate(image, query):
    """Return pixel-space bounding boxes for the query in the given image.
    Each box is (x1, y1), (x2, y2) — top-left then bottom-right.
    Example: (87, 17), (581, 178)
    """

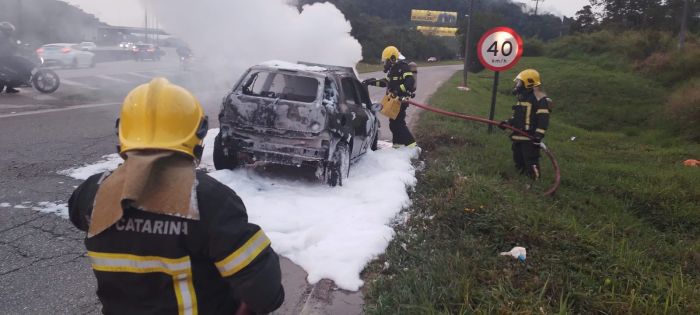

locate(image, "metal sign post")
(476, 27), (524, 133)
(488, 71), (500, 132)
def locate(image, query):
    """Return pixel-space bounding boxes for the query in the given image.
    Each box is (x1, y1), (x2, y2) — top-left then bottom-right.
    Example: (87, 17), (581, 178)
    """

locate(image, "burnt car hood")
(227, 93), (328, 134)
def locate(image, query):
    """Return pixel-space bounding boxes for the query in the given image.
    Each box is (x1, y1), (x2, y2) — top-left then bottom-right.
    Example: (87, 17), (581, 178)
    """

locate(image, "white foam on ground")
(32, 202), (69, 219)
(58, 128), (420, 291)
(58, 154), (123, 180)
(0, 202), (10, 208)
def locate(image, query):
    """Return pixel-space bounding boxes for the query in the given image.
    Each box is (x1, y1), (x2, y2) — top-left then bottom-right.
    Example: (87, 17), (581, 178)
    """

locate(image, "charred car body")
(214, 61), (380, 186)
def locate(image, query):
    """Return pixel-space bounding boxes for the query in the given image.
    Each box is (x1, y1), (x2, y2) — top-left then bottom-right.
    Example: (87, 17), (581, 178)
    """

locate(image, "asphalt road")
(0, 56), (459, 314)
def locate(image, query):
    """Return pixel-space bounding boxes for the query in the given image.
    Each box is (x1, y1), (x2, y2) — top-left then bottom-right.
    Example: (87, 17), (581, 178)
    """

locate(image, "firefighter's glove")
(498, 121), (509, 130)
(532, 135), (544, 147)
(362, 78), (376, 87)
(410, 92), (416, 99)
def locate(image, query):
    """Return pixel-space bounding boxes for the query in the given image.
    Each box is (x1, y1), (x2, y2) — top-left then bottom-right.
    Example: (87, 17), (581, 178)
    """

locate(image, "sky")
(63, 0), (591, 28)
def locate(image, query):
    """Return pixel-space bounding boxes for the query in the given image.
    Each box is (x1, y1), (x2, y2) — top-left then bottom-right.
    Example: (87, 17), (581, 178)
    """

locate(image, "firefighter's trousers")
(389, 103), (415, 146)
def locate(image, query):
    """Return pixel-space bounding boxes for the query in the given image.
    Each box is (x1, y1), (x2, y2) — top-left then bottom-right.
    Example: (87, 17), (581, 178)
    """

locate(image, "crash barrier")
(407, 100), (561, 196)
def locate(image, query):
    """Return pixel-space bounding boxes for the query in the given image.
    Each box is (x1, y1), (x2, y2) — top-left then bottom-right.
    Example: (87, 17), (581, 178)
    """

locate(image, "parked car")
(119, 42), (134, 49)
(427, 57), (438, 63)
(79, 42), (97, 51)
(132, 44), (163, 61)
(36, 43), (95, 68)
(215, 61), (381, 187)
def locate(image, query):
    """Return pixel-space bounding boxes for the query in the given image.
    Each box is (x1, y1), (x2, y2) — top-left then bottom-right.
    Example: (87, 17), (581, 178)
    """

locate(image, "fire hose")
(406, 100), (561, 196)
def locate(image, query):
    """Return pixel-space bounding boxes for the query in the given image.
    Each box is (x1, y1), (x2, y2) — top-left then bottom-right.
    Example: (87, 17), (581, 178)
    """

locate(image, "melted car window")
(241, 71), (319, 103)
(341, 78), (360, 105)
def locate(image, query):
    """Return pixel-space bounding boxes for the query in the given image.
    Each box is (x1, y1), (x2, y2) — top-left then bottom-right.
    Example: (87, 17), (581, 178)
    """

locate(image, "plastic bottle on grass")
(500, 246), (526, 262)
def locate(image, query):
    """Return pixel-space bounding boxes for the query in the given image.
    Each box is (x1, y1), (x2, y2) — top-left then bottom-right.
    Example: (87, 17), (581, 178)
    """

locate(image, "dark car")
(214, 61), (381, 187)
(132, 44), (163, 61)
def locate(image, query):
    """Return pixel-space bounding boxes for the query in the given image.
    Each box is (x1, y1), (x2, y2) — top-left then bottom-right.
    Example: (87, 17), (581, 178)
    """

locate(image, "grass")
(363, 57), (700, 314)
(357, 60), (464, 73)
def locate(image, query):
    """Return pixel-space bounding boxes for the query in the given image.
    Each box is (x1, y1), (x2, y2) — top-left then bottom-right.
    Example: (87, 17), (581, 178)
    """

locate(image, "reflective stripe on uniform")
(519, 101), (533, 130)
(400, 84), (407, 92)
(88, 251), (198, 315)
(511, 135), (532, 141)
(536, 109), (550, 114)
(536, 128), (546, 134)
(403, 72), (413, 78)
(215, 230), (271, 278)
(391, 76), (400, 81)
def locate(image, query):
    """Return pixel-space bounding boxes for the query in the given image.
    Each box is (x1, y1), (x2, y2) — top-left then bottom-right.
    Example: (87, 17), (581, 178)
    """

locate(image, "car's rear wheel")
(213, 133), (239, 170)
(326, 142), (350, 187)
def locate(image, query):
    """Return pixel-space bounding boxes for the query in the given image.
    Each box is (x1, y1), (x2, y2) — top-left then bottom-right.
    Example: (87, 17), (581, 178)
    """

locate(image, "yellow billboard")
(417, 26), (458, 37)
(411, 10), (458, 25)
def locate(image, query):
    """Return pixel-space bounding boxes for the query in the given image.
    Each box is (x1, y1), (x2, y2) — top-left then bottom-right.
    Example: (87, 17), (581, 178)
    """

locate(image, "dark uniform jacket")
(505, 91), (552, 142)
(69, 172), (284, 315)
(370, 60), (416, 97)
(0, 34), (17, 58)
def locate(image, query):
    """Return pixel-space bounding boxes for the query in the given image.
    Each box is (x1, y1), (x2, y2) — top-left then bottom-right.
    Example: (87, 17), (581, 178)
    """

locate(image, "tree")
(571, 5), (598, 33)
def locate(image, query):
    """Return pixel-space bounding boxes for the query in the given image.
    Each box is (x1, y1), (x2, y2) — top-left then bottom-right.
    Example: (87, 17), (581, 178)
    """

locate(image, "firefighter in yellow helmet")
(499, 69), (552, 180)
(362, 46), (417, 148)
(68, 78), (284, 314)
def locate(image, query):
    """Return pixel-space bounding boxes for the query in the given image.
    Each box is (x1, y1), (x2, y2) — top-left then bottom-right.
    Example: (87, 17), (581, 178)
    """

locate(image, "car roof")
(253, 60), (358, 79)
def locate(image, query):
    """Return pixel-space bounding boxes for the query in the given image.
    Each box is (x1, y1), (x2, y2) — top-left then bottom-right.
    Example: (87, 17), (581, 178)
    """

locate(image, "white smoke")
(146, 0), (362, 83)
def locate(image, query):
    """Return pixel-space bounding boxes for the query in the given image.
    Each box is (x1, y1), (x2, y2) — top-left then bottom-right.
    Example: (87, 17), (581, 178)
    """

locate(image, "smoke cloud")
(146, 0), (362, 84)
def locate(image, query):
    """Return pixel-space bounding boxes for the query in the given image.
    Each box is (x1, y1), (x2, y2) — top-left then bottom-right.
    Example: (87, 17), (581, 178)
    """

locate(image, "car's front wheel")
(326, 142), (350, 187)
(213, 133), (240, 170)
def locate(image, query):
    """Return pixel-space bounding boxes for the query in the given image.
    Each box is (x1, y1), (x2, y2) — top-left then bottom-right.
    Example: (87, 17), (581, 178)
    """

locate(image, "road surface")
(0, 55), (459, 314)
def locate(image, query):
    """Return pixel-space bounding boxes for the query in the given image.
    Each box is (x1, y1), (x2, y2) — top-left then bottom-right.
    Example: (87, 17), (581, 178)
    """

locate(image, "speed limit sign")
(476, 26), (524, 132)
(477, 27), (523, 72)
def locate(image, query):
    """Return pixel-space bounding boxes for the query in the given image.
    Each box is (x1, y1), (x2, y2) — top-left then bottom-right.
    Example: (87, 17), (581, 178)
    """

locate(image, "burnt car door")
(354, 78), (377, 155)
(340, 77), (370, 158)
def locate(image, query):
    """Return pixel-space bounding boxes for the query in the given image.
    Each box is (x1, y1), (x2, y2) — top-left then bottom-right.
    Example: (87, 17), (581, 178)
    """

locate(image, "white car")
(79, 42), (97, 51)
(427, 57), (438, 63)
(37, 43), (96, 68)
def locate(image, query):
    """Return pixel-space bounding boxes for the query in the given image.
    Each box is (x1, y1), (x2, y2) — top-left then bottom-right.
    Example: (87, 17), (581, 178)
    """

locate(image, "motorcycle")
(0, 45), (61, 94)
(179, 54), (192, 71)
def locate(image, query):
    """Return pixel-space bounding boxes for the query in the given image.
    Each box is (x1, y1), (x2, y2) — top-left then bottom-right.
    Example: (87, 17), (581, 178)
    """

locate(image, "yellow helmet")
(117, 78), (208, 160)
(381, 46), (401, 62)
(514, 69), (541, 89)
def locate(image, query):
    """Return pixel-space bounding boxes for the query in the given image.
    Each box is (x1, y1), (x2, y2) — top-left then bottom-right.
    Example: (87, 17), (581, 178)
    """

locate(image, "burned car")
(214, 61), (380, 186)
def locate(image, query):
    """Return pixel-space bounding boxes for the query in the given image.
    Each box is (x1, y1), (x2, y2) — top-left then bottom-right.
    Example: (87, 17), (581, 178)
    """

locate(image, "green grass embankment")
(364, 57), (700, 314)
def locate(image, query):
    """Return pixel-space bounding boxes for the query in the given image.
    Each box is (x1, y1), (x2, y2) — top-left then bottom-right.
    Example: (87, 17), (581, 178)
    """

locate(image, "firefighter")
(362, 46), (417, 148)
(499, 69), (552, 180)
(68, 78), (284, 314)
(0, 21), (20, 93)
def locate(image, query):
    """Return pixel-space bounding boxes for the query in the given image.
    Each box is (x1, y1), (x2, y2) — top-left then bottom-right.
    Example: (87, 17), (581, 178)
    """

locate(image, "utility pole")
(532, 0), (544, 16)
(144, 5), (149, 43)
(679, 0), (690, 50)
(16, 0), (22, 39)
(460, 0), (475, 91)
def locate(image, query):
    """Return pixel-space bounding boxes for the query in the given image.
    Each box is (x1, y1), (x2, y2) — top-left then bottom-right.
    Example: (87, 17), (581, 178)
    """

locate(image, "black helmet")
(0, 21), (16, 36)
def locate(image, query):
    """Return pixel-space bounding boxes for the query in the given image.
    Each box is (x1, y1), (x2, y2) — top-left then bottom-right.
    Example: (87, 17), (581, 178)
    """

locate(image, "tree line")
(572, 0), (699, 34)
(298, 0), (569, 62)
